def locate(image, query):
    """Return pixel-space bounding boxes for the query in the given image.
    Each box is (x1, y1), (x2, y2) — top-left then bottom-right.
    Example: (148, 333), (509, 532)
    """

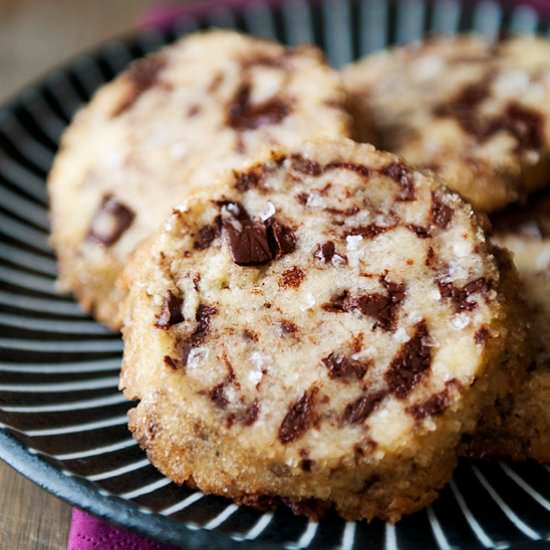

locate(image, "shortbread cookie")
(464, 191), (550, 462)
(49, 30), (349, 328)
(121, 139), (528, 522)
(342, 35), (550, 212)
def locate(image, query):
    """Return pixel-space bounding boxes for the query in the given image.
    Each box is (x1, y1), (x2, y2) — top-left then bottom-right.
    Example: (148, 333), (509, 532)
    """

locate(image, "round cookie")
(121, 139), (528, 522)
(342, 35), (550, 212)
(464, 191), (550, 463)
(49, 30), (350, 328)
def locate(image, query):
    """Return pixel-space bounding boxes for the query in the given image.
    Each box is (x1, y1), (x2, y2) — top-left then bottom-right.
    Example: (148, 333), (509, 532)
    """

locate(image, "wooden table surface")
(0, 1), (179, 549)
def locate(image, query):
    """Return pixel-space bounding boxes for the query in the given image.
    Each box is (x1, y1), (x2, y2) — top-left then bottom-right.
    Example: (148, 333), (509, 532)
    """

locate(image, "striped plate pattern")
(0, 0), (549, 548)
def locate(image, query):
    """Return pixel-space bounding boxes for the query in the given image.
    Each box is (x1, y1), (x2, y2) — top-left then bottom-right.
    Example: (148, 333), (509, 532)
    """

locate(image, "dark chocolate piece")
(278, 387), (318, 444)
(194, 219), (221, 250)
(87, 194), (135, 246)
(290, 154), (322, 176)
(322, 352), (370, 381)
(438, 277), (488, 312)
(267, 219), (296, 259)
(313, 241), (335, 263)
(344, 223), (396, 240)
(227, 82), (290, 130)
(224, 218), (273, 266)
(155, 291), (184, 329)
(385, 321), (432, 399)
(343, 390), (387, 424)
(431, 192), (454, 229)
(113, 55), (166, 116)
(381, 162), (415, 201)
(179, 304), (218, 367)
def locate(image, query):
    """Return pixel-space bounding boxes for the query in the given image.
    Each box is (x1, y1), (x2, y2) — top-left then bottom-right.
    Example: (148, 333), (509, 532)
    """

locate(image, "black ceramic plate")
(1, 0), (550, 548)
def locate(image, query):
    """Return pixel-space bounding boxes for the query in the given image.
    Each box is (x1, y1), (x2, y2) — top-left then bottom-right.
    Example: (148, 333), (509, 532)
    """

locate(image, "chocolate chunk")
(278, 387), (318, 444)
(474, 326), (490, 344)
(381, 162), (415, 201)
(406, 224), (431, 238)
(234, 168), (264, 192)
(194, 219), (221, 250)
(325, 207), (360, 216)
(385, 321), (432, 399)
(344, 223), (394, 239)
(296, 192), (310, 205)
(407, 379), (460, 420)
(324, 161), (370, 178)
(179, 303), (218, 367)
(239, 401), (260, 426)
(279, 266), (305, 289)
(343, 390), (387, 424)
(195, 305), (217, 339)
(163, 355), (179, 370)
(487, 102), (543, 152)
(243, 329), (259, 341)
(113, 55), (166, 116)
(290, 154), (322, 176)
(322, 352), (370, 380)
(209, 382), (229, 409)
(224, 217), (272, 266)
(155, 291), (184, 329)
(434, 80), (542, 150)
(280, 320), (298, 334)
(407, 390), (448, 420)
(355, 279), (406, 332)
(322, 290), (351, 313)
(438, 277), (488, 312)
(300, 459), (314, 472)
(267, 219), (296, 259)
(354, 295), (392, 331)
(87, 194), (135, 246)
(431, 192), (454, 229)
(433, 80), (490, 136)
(313, 241), (335, 263)
(222, 200), (295, 266)
(329, 277), (406, 331)
(227, 82), (290, 130)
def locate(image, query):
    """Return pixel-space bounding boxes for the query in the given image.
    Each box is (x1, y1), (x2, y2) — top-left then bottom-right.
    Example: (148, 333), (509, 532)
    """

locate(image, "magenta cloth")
(68, 509), (181, 549)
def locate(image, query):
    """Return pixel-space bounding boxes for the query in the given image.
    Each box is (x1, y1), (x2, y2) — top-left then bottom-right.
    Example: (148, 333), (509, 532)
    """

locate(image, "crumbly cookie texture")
(342, 35), (550, 212)
(48, 30), (350, 328)
(121, 139), (527, 522)
(463, 191), (550, 463)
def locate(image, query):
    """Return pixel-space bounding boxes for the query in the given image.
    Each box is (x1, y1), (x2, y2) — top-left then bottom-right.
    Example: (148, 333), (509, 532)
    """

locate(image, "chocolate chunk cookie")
(342, 35), (550, 212)
(120, 139), (528, 522)
(49, 30), (350, 328)
(464, 191), (550, 463)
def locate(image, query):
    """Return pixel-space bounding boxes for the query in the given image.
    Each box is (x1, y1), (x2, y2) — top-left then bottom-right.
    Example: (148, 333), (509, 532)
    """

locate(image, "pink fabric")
(68, 509), (180, 550)
(140, 0), (288, 29)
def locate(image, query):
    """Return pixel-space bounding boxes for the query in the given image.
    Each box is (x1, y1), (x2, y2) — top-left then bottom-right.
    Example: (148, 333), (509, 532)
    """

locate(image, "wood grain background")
(0, 1), (182, 549)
